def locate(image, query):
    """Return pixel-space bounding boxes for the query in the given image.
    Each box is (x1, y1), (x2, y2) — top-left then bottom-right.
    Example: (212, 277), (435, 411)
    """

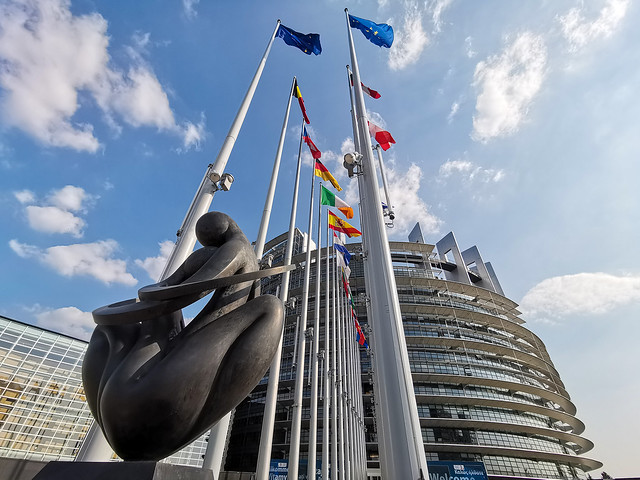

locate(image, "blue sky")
(0, 0), (638, 475)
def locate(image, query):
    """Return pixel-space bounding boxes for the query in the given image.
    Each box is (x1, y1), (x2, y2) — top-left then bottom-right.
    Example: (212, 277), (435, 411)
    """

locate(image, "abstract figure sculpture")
(82, 212), (285, 460)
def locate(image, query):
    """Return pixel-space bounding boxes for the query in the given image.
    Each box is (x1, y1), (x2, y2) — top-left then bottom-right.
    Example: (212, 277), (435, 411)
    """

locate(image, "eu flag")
(348, 14), (394, 48)
(277, 24), (322, 55)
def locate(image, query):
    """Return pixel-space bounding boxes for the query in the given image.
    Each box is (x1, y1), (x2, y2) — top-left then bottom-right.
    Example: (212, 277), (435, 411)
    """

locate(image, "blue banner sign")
(427, 461), (488, 480)
(269, 459), (322, 480)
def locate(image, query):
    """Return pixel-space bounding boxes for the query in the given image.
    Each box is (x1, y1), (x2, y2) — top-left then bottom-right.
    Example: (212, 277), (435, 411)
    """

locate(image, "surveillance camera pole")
(345, 9), (428, 480)
(373, 144), (395, 221)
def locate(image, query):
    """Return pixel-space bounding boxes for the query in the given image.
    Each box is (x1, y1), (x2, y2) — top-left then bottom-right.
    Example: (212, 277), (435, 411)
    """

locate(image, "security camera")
(220, 173), (234, 191)
(343, 152), (362, 165)
(343, 152), (363, 178)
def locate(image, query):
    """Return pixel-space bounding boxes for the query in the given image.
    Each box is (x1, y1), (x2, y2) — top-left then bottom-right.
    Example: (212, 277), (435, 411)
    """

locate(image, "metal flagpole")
(373, 144), (395, 222)
(288, 159), (318, 480)
(346, 66), (362, 153)
(336, 261), (346, 480)
(331, 244), (339, 480)
(254, 113), (305, 480)
(307, 193), (323, 480)
(202, 64), (294, 477)
(349, 72), (374, 480)
(352, 317), (366, 480)
(163, 18), (283, 283)
(344, 8), (429, 479)
(343, 277), (353, 480)
(345, 303), (355, 480)
(322, 220), (331, 480)
(254, 77), (296, 259)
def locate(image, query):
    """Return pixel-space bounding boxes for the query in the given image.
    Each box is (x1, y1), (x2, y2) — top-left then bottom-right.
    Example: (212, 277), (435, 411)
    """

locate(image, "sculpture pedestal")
(33, 461), (215, 480)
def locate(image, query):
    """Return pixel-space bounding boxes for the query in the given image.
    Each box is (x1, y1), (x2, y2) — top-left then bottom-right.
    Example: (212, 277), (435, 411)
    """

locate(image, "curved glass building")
(225, 228), (601, 479)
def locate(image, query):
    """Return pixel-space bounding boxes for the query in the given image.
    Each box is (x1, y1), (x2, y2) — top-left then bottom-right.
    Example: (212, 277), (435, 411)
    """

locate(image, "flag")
(361, 81), (381, 99)
(276, 24), (322, 55)
(341, 269), (351, 297)
(293, 79), (310, 124)
(348, 14), (394, 48)
(333, 232), (352, 265)
(315, 160), (342, 191)
(368, 122), (396, 151)
(329, 211), (361, 237)
(303, 127), (321, 160)
(350, 74), (381, 99)
(336, 251), (351, 278)
(334, 233), (352, 277)
(321, 185), (353, 219)
(355, 318), (369, 348)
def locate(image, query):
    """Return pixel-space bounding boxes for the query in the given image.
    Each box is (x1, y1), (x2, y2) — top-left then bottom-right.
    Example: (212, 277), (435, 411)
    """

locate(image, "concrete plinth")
(32, 461), (215, 480)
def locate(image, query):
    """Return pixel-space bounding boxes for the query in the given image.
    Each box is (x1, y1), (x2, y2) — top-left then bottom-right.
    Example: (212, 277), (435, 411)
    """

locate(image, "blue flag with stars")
(277, 24), (322, 55)
(348, 14), (394, 48)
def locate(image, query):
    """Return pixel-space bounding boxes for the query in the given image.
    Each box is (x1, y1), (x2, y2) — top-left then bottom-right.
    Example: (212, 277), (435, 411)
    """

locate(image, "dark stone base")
(0, 458), (47, 480)
(32, 461), (214, 480)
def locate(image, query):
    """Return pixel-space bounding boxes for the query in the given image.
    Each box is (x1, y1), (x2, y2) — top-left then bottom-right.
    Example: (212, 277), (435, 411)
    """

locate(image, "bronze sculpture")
(82, 212), (285, 460)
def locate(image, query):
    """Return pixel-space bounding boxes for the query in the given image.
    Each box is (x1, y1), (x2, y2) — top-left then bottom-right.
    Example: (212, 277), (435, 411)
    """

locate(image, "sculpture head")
(196, 211), (240, 247)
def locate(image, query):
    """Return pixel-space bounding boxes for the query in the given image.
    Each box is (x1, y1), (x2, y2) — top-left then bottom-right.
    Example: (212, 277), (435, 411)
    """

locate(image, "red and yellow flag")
(315, 160), (342, 191)
(293, 79), (310, 124)
(328, 211), (361, 237)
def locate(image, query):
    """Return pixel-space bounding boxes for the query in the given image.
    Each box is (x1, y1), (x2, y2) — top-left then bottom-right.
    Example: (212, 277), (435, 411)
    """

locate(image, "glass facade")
(0, 316), (92, 461)
(0, 315), (208, 467)
(225, 235), (601, 479)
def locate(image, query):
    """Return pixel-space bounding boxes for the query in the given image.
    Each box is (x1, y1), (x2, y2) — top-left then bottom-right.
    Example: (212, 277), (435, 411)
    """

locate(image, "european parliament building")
(0, 228), (601, 479)
(224, 228), (602, 479)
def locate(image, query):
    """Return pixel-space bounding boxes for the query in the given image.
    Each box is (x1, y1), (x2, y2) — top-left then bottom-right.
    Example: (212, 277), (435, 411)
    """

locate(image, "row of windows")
(483, 455), (586, 479)
(412, 382), (556, 410)
(396, 289), (510, 321)
(408, 357), (550, 391)
(421, 427), (573, 455)
(407, 346), (557, 389)
(410, 352), (560, 394)
(418, 403), (555, 430)
(401, 314), (539, 355)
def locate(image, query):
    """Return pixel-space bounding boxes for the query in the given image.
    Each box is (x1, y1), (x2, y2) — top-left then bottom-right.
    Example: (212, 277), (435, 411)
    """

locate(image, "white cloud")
(183, 0), (200, 20)
(447, 102), (460, 123)
(135, 240), (174, 282)
(17, 185), (93, 237)
(34, 306), (95, 341)
(48, 185), (90, 212)
(25, 206), (86, 237)
(367, 110), (388, 130)
(472, 32), (547, 142)
(179, 114), (206, 152)
(428, 0), (454, 34)
(14, 189), (35, 204)
(388, 2), (430, 71)
(100, 67), (176, 130)
(465, 36), (477, 58)
(9, 239), (40, 258)
(438, 159), (505, 184)
(9, 239), (137, 286)
(558, 0), (630, 52)
(0, 0), (203, 152)
(381, 162), (442, 236)
(0, 0), (107, 152)
(520, 272), (640, 323)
